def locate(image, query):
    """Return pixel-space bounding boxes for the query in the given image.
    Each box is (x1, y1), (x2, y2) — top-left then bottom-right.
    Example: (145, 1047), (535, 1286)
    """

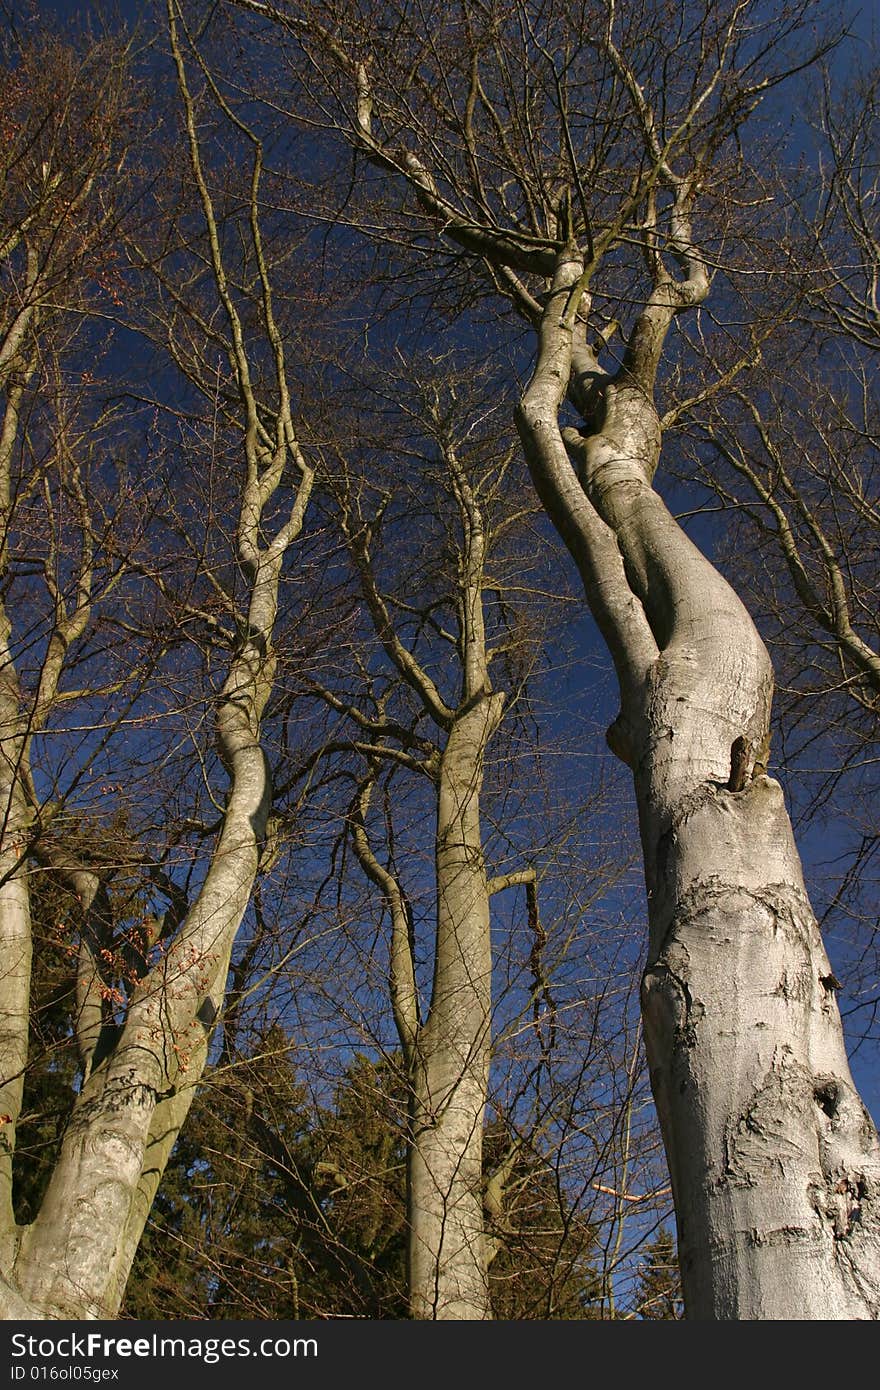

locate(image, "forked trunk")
(516, 268), (880, 1317)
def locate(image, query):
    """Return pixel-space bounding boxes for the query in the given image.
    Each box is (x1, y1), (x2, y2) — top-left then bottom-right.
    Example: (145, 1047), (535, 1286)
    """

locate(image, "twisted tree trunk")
(516, 247), (880, 1319)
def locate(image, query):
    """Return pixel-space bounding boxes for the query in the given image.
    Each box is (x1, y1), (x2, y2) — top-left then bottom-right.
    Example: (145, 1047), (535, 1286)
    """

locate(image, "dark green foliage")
(124, 1046), (407, 1319)
(124, 1047), (605, 1319)
(634, 1227), (683, 1320)
(483, 1118), (604, 1319)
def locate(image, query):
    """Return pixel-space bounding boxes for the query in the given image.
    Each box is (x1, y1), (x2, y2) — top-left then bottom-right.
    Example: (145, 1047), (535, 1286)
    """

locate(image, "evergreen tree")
(635, 1228), (684, 1320)
(125, 1048), (606, 1319)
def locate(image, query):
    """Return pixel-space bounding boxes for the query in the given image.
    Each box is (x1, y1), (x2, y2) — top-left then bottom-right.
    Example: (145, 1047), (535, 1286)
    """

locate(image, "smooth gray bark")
(292, 0), (880, 1310)
(345, 446), (506, 1318)
(5, 551), (286, 1319)
(407, 690), (503, 1319)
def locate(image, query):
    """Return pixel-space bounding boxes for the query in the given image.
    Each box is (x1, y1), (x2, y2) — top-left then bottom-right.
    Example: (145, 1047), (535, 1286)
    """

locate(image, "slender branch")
(348, 775), (419, 1060)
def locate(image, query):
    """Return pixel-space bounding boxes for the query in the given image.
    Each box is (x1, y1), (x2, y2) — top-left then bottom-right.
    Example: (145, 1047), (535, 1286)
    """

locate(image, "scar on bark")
(727, 736), (751, 791)
(727, 731), (771, 791)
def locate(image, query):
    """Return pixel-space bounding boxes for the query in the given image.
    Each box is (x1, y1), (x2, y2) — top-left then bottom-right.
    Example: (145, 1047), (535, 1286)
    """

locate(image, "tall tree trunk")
(516, 250), (880, 1318)
(9, 616), (276, 1318)
(0, 1), (315, 1315)
(230, 0), (880, 1317)
(408, 692), (503, 1319)
(344, 438), (508, 1318)
(0, 615), (33, 1277)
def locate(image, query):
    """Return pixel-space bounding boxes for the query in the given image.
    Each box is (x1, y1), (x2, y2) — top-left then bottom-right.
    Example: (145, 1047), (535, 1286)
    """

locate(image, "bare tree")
(254, 347), (652, 1318)
(0, 5), (316, 1317)
(230, 0), (880, 1316)
(0, 22), (142, 1315)
(309, 369), (571, 1316)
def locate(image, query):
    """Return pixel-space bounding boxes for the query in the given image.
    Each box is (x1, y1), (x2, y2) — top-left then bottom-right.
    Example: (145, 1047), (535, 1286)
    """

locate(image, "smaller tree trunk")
(408, 692), (503, 1319)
